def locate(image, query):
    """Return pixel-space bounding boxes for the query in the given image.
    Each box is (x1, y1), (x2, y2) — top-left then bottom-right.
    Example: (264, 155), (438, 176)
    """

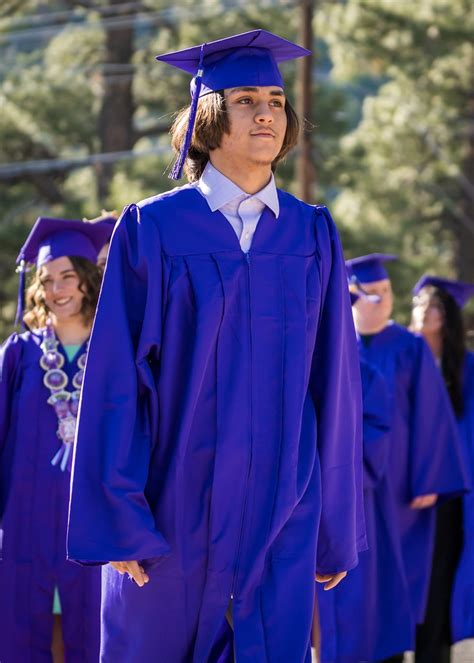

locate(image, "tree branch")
(133, 121), (170, 140)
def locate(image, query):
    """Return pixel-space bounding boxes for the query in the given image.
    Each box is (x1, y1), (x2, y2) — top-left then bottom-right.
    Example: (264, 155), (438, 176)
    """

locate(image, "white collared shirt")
(194, 161), (280, 253)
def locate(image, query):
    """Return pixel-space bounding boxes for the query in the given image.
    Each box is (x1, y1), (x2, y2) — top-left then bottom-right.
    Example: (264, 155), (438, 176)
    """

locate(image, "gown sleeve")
(310, 207), (366, 575)
(408, 336), (470, 500)
(68, 204), (171, 564)
(360, 359), (391, 489)
(0, 334), (23, 537)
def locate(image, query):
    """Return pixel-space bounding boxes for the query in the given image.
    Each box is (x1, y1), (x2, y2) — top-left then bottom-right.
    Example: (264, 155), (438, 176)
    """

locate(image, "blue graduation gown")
(0, 331), (101, 663)
(358, 323), (469, 624)
(451, 351), (474, 642)
(318, 357), (414, 662)
(68, 187), (366, 663)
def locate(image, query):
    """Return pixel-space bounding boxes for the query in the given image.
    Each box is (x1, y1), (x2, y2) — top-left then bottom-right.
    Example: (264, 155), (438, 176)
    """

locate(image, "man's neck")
(208, 154), (272, 195)
(355, 320), (389, 336)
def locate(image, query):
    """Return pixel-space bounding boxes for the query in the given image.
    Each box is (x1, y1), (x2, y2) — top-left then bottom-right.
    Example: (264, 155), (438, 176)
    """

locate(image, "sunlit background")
(0, 0), (472, 340)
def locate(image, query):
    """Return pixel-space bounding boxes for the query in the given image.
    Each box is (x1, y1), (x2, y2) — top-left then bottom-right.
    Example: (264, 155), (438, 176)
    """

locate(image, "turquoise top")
(63, 344), (81, 362)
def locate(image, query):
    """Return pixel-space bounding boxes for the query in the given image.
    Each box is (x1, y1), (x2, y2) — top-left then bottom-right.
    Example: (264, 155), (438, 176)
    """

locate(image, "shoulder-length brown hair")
(171, 90), (300, 182)
(23, 256), (102, 330)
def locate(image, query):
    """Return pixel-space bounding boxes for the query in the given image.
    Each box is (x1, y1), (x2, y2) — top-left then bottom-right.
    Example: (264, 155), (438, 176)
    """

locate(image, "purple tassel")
(349, 275), (382, 303)
(169, 44), (206, 181)
(51, 442), (73, 472)
(14, 259), (27, 329)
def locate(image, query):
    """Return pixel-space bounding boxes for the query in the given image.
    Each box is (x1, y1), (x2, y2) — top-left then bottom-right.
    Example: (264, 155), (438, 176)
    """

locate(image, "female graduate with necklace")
(0, 217), (111, 662)
(411, 275), (474, 663)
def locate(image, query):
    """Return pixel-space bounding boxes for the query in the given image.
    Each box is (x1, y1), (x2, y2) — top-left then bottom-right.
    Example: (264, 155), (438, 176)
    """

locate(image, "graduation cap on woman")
(15, 217), (112, 327)
(413, 275), (474, 309)
(83, 210), (118, 237)
(156, 29), (311, 180)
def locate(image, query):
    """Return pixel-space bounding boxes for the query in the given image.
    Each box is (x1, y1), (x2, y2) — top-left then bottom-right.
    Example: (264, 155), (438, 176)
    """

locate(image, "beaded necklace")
(40, 320), (88, 471)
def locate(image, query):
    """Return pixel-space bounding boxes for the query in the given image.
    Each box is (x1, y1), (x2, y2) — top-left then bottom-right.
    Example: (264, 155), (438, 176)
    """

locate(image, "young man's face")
(353, 279), (394, 332)
(218, 86), (287, 168)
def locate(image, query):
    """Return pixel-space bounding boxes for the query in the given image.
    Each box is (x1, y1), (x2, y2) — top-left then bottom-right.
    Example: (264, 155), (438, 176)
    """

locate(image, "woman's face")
(352, 279), (393, 332)
(411, 288), (444, 336)
(39, 256), (85, 322)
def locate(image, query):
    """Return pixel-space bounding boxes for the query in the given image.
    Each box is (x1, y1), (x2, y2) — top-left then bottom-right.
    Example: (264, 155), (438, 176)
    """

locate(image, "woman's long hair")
(431, 286), (466, 417)
(24, 256), (102, 330)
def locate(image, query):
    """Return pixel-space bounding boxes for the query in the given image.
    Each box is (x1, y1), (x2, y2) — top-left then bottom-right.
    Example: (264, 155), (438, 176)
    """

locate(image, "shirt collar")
(198, 161), (280, 218)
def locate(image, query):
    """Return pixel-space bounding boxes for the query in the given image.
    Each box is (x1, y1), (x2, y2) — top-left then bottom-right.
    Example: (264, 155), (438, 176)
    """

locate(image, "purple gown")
(358, 323), (469, 625)
(68, 187), (366, 663)
(0, 331), (101, 663)
(451, 351), (474, 642)
(318, 357), (414, 661)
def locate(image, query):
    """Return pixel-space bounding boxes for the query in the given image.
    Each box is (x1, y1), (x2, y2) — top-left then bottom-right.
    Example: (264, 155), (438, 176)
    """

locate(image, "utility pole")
(97, 0), (136, 201)
(296, 0), (315, 203)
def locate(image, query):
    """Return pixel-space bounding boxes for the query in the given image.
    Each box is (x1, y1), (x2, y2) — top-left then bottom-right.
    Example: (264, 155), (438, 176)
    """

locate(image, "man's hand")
(315, 571), (347, 591)
(110, 561), (149, 587)
(410, 494), (438, 509)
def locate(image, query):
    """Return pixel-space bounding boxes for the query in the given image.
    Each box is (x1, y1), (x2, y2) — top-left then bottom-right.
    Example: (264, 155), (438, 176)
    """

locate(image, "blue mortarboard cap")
(345, 253), (398, 284)
(83, 213), (117, 245)
(17, 217), (111, 268)
(156, 30), (310, 180)
(15, 217), (111, 327)
(413, 275), (474, 309)
(91, 215), (116, 230)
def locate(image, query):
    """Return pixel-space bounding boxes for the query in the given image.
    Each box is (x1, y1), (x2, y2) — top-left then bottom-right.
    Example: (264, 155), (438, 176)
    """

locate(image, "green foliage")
(0, 0), (471, 338)
(317, 0), (474, 324)
(0, 0), (310, 339)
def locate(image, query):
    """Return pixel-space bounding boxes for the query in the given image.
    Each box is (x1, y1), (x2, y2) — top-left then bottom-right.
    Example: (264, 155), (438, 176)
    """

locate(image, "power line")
(0, 1), (151, 29)
(1, 8), (182, 45)
(0, 60), (165, 77)
(0, 0), (296, 46)
(0, 146), (173, 179)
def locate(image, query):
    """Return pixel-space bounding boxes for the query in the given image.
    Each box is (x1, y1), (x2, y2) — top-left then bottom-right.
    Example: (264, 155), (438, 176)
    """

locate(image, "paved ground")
(411, 640), (474, 663)
(312, 640), (474, 662)
(452, 640), (474, 662)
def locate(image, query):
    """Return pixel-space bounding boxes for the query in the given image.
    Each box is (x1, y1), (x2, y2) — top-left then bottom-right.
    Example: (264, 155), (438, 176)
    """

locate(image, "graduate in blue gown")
(318, 291), (414, 662)
(0, 218), (112, 663)
(83, 211), (119, 270)
(67, 30), (366, 663)
(411, 275), (474, 661)
(346, 255), (469, 663)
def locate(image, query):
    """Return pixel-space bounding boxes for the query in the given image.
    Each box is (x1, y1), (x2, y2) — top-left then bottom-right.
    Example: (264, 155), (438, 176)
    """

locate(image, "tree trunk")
(295, 0), (315, 203)
(454, 88), (474, 283)
(96, 0), (135, 200)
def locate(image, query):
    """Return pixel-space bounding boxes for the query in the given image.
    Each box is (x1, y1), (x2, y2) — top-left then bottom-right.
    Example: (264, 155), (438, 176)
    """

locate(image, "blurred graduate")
(83, 210), (119, 271)
(0, 217), (112, 662)
(411, 276), (474, 662)
(317, 290), (414, 662)
(345, 254), (469, 663)
(67, 29), (366, 663)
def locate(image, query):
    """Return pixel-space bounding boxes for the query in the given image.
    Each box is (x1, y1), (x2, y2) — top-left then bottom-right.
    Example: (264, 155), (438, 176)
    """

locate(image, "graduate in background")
(346, 254), (469, 663)
(67, 30), (366, 663)
(0, 217), (111, 663)
(317, 290), (414, 662)
(411, 275), (474, 662)
(83, 210), (119, 270)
